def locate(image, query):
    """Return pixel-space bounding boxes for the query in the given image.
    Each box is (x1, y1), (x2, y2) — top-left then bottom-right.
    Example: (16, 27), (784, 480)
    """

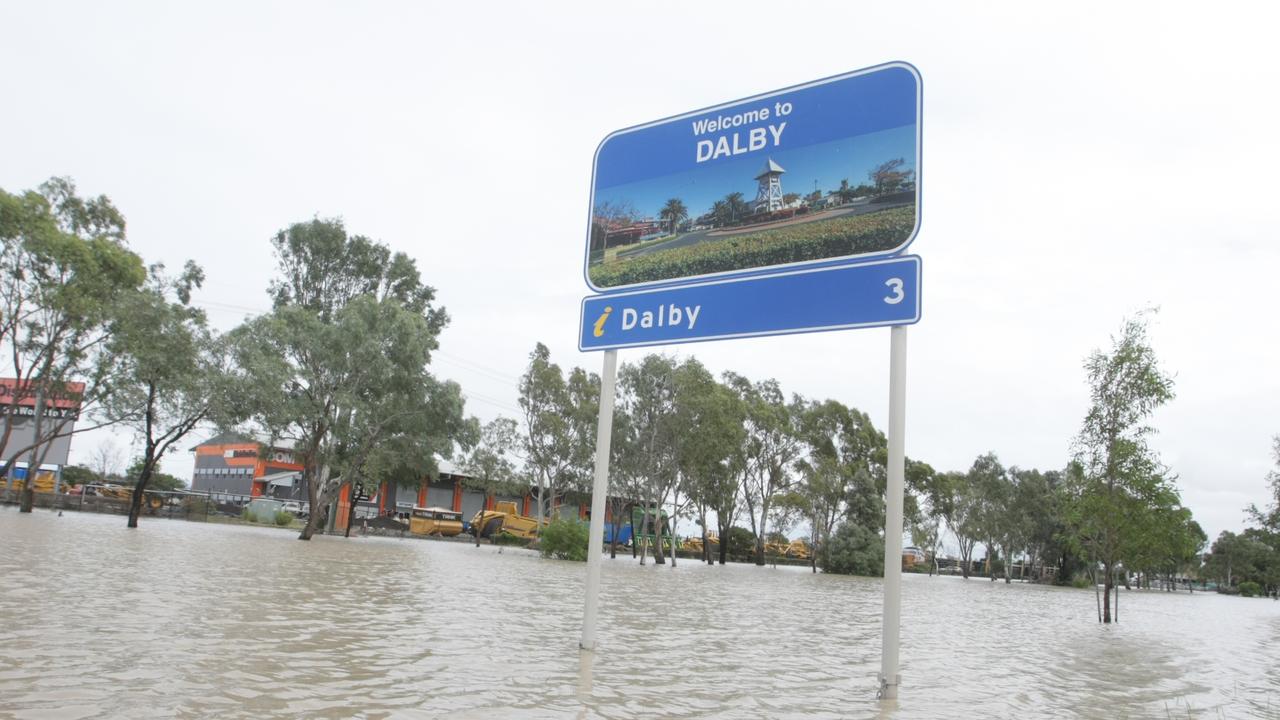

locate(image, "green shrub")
(274, 510), (294, 526)
(540, 518), (590, 561)
(724, 526), (757, 558)
(822, 522), (884, 576)
(1238, 581), (1262, 597)
(241, 507), (253, 522)
(1070, 574), (1093, 589)
(590, 205), (915, 287)
(491, 531), (526, 547)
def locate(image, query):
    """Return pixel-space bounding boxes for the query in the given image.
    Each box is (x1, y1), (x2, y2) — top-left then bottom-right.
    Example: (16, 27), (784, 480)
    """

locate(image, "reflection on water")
(1, 510), (1278, 719)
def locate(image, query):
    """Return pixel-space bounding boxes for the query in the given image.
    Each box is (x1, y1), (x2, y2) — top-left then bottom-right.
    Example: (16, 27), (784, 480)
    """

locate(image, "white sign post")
(878, 325), (908, 700)
(579, 349), (617, 651)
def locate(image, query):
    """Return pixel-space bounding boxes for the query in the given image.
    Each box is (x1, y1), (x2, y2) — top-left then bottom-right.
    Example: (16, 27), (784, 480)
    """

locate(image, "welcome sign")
(584, 63), (921, 292)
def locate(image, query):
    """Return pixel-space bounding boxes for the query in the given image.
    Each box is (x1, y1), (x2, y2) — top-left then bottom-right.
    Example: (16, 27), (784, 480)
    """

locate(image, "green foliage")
(1237, 581), (1261, 597)
(0, 178), (146, 488)
(589, 205), (914, 287)
(491, 531), (526, 547)
(518, 343), (598, 521)
(823, 521), (884, 576)
(1066, 313), (1181, 620)
(716, 526), (751, 556)
(274, 510), (294, 526)
(459, 416), (521, 498)
(233, 219), (465, 539)
(60, 465), (96, 487)
(241, 507), (252, 522)
(125, 458), (187, 491)
(539, 518), (590, 561)
(791, 398), (886, 570)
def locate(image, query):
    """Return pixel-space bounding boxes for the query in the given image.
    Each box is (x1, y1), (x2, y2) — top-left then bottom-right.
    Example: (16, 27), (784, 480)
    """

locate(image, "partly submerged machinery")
(409, 506), (465, 537)
(470, 501), (545, 540)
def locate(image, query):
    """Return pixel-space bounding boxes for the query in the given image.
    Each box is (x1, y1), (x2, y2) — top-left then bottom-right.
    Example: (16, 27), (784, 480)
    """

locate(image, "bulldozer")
(470, 501), (546, 540)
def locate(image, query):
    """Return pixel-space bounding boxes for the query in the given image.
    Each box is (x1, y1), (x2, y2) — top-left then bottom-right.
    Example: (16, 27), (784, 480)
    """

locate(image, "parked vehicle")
(409, 506), (464, 537)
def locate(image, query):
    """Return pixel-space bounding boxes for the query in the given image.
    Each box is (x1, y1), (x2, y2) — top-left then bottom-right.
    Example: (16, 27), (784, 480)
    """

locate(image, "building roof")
(263, 471), (301, 487)
(754, 157), (786, 179)
(189, 431), (298, 453)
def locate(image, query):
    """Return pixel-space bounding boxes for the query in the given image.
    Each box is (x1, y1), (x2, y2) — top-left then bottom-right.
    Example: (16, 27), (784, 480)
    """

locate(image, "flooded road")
(1, 509), (1277, 719)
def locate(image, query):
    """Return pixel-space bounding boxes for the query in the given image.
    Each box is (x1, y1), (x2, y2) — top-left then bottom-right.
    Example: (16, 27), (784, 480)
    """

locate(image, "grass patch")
(589, 205), (915, 288)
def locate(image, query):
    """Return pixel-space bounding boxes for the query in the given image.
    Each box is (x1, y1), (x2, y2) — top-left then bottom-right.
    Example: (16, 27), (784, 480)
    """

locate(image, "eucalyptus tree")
(724, 373), (805, 566)
(929, 470), (979, 578)
(459, 416), (524, 506)
(102, 262), (236, 528)
(1066, 313), (1178, 622)
(0, 178), (146, 510)
(232, 218), (463, 540)
(458, 415), (522, 545)
(1016, 468), (1064, 581)
(617, 354), (681, 564)
(518, 344), (597, 529)
(966, 453), (1010, 580)
(788, 399), (885, 572)
(671, 359), (744, 566)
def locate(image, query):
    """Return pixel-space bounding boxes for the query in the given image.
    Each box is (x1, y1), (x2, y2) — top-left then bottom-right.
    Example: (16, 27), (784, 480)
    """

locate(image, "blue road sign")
(584, 62), (921, 293)
(579, 255), (920, 351)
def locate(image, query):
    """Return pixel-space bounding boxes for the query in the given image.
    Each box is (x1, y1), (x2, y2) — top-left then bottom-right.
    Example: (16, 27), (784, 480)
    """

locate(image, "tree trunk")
(126, 452), (156, 529)
(717, 517), (729, 565)
(1102, 562), (1113, 624)
(652, 510), (666, 565)
(344, 485), (364, 539)
(668, 515), (677, 568)
(1093, 567), (1101, 622)
(1114, 569), (1120, 623)
(298, 462), (329, 540)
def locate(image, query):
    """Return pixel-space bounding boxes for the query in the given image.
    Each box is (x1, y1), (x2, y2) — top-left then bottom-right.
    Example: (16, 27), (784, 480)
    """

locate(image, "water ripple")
(2, 509), (1278, 719)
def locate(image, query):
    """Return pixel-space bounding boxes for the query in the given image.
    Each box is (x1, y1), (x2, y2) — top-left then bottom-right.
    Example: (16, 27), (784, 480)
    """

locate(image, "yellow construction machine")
(764, 538), (812, 560)
(469, 501), (546, 540)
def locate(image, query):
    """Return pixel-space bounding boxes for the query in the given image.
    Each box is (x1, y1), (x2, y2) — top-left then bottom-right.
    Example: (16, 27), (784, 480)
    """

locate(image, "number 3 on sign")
(884, 278), (904, 305)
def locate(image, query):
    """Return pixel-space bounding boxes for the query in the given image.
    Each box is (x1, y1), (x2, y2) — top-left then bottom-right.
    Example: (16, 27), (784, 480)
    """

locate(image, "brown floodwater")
(1, 509), (1278, 719)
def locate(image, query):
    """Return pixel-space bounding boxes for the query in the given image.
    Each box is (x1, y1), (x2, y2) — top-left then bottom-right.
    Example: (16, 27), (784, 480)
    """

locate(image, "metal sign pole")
(879, 325), (908, 700)
(580, 349), (618, 651)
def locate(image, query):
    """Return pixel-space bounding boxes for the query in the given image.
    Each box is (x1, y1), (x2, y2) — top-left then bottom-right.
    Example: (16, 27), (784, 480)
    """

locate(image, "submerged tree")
(103, 262), (234, 528)
(232, 218), (463, 540)
(0, 178), (146, 510)
(518, 344), (596, 531)
(1066, 313), (1178, 622)
(725, 373), (804, 566)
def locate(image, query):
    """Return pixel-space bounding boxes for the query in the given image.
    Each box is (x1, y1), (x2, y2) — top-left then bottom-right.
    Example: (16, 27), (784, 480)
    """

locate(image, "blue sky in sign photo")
(592, 124), (917, 223)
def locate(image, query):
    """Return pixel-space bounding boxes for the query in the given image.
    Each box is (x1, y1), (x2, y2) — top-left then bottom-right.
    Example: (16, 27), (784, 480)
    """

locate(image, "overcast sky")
(3, 2), (1277, 545)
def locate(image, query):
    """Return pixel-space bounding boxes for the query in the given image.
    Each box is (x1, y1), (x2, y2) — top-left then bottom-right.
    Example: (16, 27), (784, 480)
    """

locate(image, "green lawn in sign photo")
(589, 203), (916, 288)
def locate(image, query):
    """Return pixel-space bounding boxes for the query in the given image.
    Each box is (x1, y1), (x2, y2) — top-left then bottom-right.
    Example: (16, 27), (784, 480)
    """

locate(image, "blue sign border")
(582, 61), (922, 295)
(578, 255), (921, 352)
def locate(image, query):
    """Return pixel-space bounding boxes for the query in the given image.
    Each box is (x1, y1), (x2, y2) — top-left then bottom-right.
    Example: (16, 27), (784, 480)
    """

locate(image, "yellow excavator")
(470, 501), (546, 540)
(764, 538), (812, 560)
